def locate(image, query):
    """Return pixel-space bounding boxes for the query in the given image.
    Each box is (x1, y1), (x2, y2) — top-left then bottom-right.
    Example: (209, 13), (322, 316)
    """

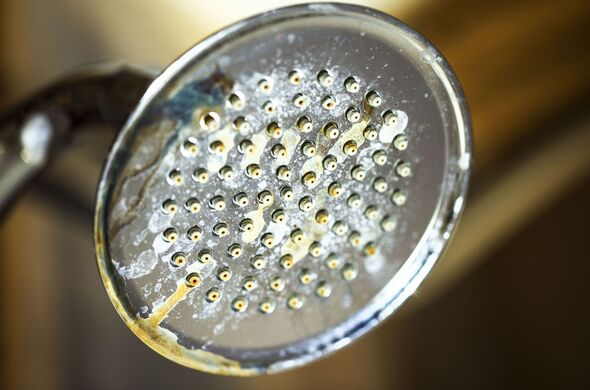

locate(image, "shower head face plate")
(94, 3), (471, 375)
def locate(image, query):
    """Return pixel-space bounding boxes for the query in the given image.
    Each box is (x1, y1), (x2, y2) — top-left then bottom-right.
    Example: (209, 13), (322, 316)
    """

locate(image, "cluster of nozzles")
(156, 67), (412, 314)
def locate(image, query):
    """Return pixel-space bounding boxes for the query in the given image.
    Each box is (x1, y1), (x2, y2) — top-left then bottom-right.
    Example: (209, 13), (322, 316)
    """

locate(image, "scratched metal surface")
(95, 4), (471, 373)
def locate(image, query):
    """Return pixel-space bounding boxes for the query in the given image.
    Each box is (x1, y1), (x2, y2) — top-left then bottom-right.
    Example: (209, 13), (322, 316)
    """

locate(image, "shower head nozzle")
(94, 3), (471, 375)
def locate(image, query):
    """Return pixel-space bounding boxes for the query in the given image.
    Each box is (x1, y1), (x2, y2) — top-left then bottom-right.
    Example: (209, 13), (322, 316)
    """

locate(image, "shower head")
(94, 3), (471, 375)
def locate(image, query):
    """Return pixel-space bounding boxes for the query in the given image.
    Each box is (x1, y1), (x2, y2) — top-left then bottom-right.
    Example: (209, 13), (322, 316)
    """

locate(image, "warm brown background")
(1, 0), (590, 389)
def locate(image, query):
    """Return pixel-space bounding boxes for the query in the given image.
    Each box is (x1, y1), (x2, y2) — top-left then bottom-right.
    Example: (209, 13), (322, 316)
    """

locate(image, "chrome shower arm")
(0, 65), (154, 215)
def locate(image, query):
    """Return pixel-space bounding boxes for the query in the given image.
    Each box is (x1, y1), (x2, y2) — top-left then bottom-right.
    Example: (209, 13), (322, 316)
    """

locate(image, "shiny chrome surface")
(94, 3), (471, 374)
(0, 65), (152, 216)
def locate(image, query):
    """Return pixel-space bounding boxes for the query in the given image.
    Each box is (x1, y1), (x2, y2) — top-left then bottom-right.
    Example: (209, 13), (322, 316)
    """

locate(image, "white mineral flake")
(341, 291), (353, 308)
(241, 205), (268, 243)
(267, 221), (289, 244)
(240, 128), (268, 169)
(192, 295), (219, 320)
(148, 211), (172, 233)
(186, 257), (217, 277)
(365, 251), (385, 274)
(152, 234), (172, 253)
(278, 127), (301, 164)
(155, 320), (179, 343)
(379, 110), (408, 143)
(357, 141), (381, 170)
(133, 228), (148, 246)
(280, 206), (328, 263)
(114, 249), (158, 279)
(327, 119), (368, 163)
(213, 321), (225, 336)
(302, 154), (324, 180)
(419, 47), (442, 64)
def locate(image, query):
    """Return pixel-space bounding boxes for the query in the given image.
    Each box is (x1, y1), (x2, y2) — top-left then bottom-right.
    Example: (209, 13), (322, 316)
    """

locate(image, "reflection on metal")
(19, 114), (53, 164)
(0, 114), (54, 211)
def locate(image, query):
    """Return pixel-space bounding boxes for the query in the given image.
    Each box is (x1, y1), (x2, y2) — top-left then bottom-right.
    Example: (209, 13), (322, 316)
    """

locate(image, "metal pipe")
(0, 64), (153, 216)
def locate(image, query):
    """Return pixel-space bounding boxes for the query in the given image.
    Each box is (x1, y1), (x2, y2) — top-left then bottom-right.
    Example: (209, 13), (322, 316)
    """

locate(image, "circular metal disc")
(94, 3), (471, 375)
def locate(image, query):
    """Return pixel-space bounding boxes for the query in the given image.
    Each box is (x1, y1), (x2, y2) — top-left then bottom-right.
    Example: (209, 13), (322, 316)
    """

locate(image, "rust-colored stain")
(143, 283), (191, 326)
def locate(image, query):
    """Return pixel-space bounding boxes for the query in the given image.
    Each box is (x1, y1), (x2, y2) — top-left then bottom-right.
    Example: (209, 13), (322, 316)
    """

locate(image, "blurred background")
(1, 0), (590, 389)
